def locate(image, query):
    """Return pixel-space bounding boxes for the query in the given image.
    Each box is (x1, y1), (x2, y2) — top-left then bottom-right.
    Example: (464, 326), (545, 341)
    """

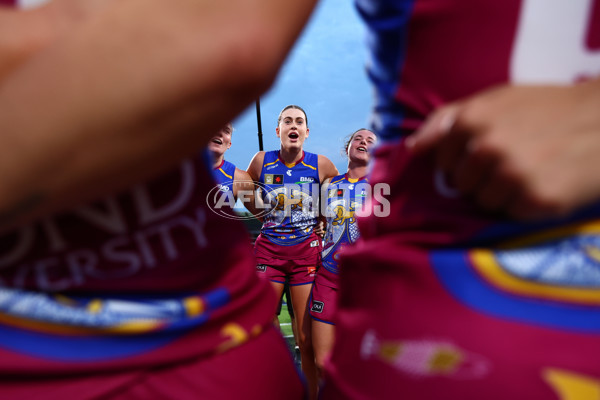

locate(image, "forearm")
(0, 0), (317, 230)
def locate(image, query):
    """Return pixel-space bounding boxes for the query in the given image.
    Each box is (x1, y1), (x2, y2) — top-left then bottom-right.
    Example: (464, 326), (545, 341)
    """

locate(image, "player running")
(247, 104), (338, 400)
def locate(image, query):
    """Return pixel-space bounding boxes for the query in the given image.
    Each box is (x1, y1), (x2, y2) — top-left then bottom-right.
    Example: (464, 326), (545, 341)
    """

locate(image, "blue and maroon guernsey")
(321, 2), (600, 399)
(259, 150), (320, 245)
(321, 174), (368, 282)
(0, 156), (277, 376)
(357, 0), (600, 142)
(212, 159), (237, 193)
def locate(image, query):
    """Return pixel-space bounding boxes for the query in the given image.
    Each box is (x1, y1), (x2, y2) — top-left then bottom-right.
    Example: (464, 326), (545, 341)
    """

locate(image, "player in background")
(208, 122), (255, 206)
(321, 1), (600, 399)
(0, 0), (317, 398)
(247, 104), (338, 400)
(309, 129), (377, 381)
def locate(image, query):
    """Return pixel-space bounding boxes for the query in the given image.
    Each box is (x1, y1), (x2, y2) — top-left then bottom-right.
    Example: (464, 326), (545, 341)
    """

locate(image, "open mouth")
(288, 132), (299, 140)
(212, 138), (223, 145)
(357, 146), (367, 153)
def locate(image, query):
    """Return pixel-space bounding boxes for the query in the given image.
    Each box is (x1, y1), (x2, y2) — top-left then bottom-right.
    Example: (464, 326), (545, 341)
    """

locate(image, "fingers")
(451, 140), (494, 195)
(408, 102), (525, 218)
(405, 105), (460, 154)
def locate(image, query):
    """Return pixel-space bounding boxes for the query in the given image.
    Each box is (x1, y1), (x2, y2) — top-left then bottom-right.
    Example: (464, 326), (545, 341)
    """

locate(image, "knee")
(314, 352), (327, 373)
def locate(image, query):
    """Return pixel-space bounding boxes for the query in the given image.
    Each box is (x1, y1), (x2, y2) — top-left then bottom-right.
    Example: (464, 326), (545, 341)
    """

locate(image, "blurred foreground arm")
(407, 78), (600, 220)
(0, 0), (317, 230)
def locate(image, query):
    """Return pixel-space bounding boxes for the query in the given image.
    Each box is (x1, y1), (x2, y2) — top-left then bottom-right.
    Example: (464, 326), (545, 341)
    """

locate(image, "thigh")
(290, 283), (313, 342)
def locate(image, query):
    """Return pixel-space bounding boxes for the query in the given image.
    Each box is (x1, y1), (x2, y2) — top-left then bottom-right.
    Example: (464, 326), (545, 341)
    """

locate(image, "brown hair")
(277, 105), (308, 127)
(342, 128), (375, 157)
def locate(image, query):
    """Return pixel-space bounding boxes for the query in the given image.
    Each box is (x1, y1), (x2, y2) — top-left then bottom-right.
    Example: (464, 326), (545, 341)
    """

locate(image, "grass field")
(278, 301), (295, 345)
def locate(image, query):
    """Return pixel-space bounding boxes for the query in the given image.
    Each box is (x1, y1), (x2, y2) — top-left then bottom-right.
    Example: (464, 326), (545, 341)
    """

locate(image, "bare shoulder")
(234, 168), (252, 184)
(246, 151), (266, 181)
(318, 154), (339, 183)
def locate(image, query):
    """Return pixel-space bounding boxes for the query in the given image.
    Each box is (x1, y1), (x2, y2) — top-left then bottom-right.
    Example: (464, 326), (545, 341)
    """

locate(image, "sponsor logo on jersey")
(360, 330), (489, 379)
(286, 170), (292, 177)
(256, 264), (267, 272)
(298, 177), (315, 183)
(265, 174), (284, 185)
(311, 301), (324, 313)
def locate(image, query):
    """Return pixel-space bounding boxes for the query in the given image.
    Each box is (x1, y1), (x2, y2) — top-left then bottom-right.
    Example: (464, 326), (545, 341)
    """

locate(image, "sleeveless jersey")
(0, 156), (276, 375)
(210, 158), (237, 211)
(357, 0), (600, 274)
(258, 150), (320, 245)
(321, 174), (367, 280)
(321, 1), (600, 398)
(212, 159), (236, 193)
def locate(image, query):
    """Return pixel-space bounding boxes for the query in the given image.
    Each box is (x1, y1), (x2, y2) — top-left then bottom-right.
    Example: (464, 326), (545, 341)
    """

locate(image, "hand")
(314, 220), (326, 237)
(406, 79), (600, 220)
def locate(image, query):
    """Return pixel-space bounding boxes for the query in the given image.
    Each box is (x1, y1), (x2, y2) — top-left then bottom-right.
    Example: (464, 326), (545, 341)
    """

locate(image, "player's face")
(347, 130), (377, 164)
(208, 124), (233, 157)
(276, 108), (309, 150)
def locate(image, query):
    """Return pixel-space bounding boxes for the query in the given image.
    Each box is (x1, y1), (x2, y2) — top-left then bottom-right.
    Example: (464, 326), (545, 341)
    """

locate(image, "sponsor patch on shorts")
(310, 240), (319, 248)
(311, 301), (324, 313)
(307, 266), (316, 276)
(256, 264), (267, 272)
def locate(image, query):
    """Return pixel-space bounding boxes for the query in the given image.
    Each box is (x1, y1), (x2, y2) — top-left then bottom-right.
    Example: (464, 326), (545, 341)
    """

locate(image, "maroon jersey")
(322, 1), (600, 399)
(0, 157), (277, 375)
(361, 0), (600, 141)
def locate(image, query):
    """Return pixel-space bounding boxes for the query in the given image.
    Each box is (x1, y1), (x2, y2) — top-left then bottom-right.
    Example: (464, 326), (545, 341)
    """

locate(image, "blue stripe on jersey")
(356, 0), (418, 142)
(431, 242), (600, 333)
(259, 151), (320, 245)
(321, 174), (368, 274)
(0, 288), (230, 361)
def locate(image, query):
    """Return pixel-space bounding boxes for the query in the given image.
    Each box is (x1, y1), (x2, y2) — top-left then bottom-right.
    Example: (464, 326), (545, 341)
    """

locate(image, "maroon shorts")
(309, 275), (338, 325)
(1, 326), (305, 400)
(254, 233), (321, 286)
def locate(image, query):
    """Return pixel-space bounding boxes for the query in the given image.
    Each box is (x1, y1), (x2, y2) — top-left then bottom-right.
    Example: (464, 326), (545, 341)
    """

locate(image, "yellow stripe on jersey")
(543, 368), (600, 400)
(219, 168), (233, 179)
(301, 161), (317, 170)
(263, 160), (279, 168)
